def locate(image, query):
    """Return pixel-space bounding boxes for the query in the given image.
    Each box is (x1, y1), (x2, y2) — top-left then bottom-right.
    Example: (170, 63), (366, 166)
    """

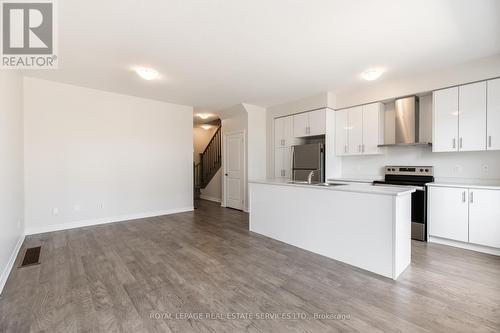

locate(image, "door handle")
(462, 191), (466, 202)
(488, 135), (492, 148)
(459, 137), (463, 149)
(452, 138), (456, 149)
(470, 191), (474, 203)
(362, 144), (365, 153)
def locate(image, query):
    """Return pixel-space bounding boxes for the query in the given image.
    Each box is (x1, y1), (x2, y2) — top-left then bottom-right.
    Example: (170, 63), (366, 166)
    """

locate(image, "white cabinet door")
(308, 109), (326, 136)
(469, 189), (500, 248)
(274, 118), (285, 147)
(433, 87), (459, 152)
(274, 148), (284, 178)
(459, 82), (487, 151)
(283, 116), (294, 146)
(335, 109), (349, 156)
(362, 103), (382, 154)
(348, 106), (363, 154)
(293, 113), (309, 137)
(282, 147), (291, 179)
(487, 78), (500, 150)
(429, 186), (469, 242)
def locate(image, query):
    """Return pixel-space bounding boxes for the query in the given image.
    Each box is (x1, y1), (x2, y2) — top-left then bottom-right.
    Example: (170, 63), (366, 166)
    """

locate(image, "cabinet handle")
(344, 144), (347, 153)
(459, 137), (463, 149)
(452, 138), (456, 149)
(488, 135), (492, 148)
(462, 191), (466, 202)
(281, 139), (285, 146)
(470, 191), (474, 203)
(362, 144), (365, 153)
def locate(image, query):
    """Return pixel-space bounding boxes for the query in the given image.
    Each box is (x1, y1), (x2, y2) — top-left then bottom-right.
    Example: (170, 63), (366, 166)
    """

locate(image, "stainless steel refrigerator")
(291, 143), (325, 182)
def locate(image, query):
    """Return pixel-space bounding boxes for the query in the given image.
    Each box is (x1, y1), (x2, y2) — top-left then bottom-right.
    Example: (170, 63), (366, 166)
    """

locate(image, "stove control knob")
(420, 168), (424, 172)
(425, 168), (429, 172)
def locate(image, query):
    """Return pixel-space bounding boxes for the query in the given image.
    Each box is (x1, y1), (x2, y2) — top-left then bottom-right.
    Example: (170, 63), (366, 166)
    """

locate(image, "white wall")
(245, 103), (267, 181)
(200, 169), (222, 202)
(0, 72), (24, 293)
(23, 78), (194, 234)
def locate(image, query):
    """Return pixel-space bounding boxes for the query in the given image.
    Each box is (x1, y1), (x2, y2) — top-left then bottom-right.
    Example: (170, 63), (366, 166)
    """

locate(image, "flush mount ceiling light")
(201, 124), (212, 130)
(197, 113), (211, 120)
(361, 68), (384, 81)
(135, 67), (159, 80)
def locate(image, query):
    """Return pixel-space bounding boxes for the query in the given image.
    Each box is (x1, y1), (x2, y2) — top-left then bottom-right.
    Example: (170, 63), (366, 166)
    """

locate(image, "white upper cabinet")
(428, 186), (469, 242)
(348, 106), (363, 154)
(458, 82), (487, 151)
(469, 189), (500, 248)
(293, 112), (309, 137)
(334, 103), (383, 156)
(335, 109), (349, 156)
(433, 87), (459, 152)
(274, 116), (294, 147)
(362, 102), (383, 154)
(308, 109), (326, 136)
(293, 109), (326, 137)
(487, 78), (500, 150)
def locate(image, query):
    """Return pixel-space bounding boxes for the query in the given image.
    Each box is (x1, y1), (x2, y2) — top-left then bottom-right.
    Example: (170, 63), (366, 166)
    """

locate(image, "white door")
(459, 82), (487, 151)
(283, 116), (295, 146)
(308, 109), (326, 136)
(433, 87), (459, 152)
(224, 133), (244, 210)
(429, 187), (469, 242)
(348, 106), (363, 154)
(293, 113), (309, 137)
(335, 109), (349, 156)
(362, 103), (382, 154)
(469, 189), (500, 248)
(274, 118), (285, 147)
(487, 78), (500, 150)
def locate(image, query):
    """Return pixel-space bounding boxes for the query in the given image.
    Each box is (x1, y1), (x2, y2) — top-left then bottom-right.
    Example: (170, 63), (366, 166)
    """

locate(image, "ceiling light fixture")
(197, 113), (211, 120)
(201, 124), (212, 130)
(361, 68), (384, 81)
(135, 67), (159, 80)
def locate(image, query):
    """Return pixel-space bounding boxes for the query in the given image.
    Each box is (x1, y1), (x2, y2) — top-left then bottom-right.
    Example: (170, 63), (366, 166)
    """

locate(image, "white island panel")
(249, 182), (412, 279)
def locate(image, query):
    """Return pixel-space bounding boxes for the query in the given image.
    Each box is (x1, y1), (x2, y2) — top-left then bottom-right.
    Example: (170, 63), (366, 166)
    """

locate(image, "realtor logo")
(1, 0), (57, 68)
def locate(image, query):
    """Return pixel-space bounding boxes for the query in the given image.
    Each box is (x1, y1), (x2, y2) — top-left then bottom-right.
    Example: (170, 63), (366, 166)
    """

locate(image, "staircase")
(194, 125), (222, 202)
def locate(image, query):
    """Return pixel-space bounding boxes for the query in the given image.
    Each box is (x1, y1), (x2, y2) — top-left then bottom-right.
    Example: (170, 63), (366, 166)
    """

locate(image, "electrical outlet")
(98, 203), (104, 209)
(452, 165), (462, 174)
(52, 208), (59, 216)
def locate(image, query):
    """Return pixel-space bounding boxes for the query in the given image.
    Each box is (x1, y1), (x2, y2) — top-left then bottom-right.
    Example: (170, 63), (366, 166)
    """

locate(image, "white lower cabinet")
(469, 189), (500, 248)
(429, 185), (500, 250)
(428, 186), (469, 242)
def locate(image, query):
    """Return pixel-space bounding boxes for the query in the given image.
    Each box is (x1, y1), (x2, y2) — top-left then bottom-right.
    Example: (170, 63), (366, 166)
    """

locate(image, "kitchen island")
(248, 179), (416, 280)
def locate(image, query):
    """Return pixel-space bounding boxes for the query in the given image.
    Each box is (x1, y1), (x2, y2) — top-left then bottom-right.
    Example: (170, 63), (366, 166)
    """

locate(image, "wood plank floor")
(1, 199), (500, 333)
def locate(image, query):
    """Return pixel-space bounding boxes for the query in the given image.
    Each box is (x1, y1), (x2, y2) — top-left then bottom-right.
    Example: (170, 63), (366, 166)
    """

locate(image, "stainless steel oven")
(373, 166), (434, 241)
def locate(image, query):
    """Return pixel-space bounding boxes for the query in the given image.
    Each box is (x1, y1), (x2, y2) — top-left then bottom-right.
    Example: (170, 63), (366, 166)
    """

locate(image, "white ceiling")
(26, 0), (500, 110)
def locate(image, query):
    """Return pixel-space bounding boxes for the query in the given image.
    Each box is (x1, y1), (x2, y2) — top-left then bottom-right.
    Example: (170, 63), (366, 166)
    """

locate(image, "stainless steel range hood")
(378, 96), (431, 147)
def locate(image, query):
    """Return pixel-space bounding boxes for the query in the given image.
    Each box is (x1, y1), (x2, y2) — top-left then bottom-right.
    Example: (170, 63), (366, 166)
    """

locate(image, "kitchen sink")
(314, 182), (347, 187)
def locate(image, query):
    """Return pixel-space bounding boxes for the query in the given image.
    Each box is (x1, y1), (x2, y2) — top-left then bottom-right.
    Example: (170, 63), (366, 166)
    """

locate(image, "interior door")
(433, 87), (459, 152)
(487, 78), (500, 150)
(362, 103), (381, 154)
(459, 82), (487, 151)
(308, 109), (326, 136)
(469, 189), (500, 248)
(348, 106), (363, 154)
(428, 186), (469, 242)
(224, 133), (244, 210)
(335, 109), (349, 155)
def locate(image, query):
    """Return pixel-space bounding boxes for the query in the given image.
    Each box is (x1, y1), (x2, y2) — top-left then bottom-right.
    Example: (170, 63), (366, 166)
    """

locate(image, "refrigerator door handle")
(291, 146), (295, 181)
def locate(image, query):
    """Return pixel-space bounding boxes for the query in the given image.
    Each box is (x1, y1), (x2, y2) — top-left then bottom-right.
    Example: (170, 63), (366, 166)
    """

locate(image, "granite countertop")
(249, 179), (416, 196)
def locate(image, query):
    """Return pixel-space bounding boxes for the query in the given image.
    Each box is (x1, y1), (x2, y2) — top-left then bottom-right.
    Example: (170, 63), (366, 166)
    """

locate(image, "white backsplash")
(341, 146), (500, 182)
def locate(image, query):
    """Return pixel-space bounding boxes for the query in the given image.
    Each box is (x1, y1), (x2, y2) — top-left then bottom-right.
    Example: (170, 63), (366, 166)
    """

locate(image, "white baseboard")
(199, 194), (221, 203)
(25, 206), (194, 236)
(429, 236), (500, 256)
(0, 233), (25, 295)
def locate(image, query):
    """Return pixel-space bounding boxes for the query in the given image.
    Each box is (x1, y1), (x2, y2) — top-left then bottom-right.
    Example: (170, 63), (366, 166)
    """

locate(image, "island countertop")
(249, 178), (416, 196)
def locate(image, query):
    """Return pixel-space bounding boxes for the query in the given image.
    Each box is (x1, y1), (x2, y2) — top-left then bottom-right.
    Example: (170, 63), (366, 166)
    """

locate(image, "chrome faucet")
(307, 170), (315, 184)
